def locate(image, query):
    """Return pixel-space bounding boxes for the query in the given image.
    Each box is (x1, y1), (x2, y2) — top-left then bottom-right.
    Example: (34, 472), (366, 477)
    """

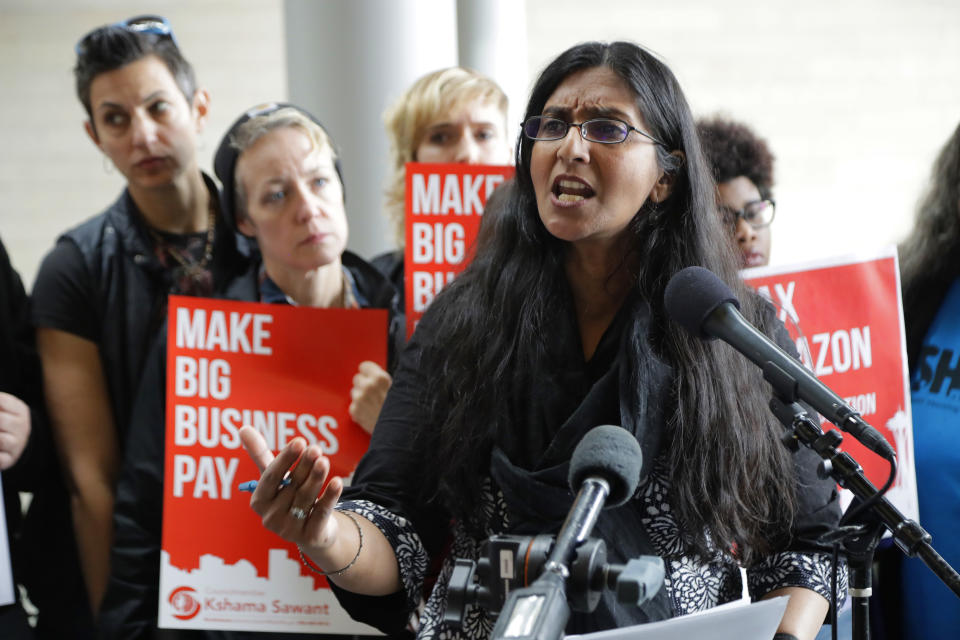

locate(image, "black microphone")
(549, 424), (642, 570)
(490, 425), (642, 640)
(663, 266), (896, 461)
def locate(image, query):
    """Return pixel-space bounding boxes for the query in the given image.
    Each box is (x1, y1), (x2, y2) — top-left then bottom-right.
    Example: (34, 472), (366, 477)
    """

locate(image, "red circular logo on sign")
(168, 586), (201, 620)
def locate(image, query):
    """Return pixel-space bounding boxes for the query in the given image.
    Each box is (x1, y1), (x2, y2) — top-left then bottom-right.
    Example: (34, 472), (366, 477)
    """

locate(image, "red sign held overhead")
(404, 162), (515, 337)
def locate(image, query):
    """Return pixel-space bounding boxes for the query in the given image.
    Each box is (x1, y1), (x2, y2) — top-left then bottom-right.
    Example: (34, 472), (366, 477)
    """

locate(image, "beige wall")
(0, 0), (287, 287)
(525, 0), (960, 267)
(2, 0), (959, 287)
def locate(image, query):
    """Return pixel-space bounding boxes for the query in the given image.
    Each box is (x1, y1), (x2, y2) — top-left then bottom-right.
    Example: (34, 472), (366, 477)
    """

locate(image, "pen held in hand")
(238, 478), (291, 493)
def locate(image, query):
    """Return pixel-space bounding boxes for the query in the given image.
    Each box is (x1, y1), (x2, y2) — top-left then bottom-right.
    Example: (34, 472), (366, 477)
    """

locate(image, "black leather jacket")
(49, 175), (253, 445)
(26, 176), (253, 637)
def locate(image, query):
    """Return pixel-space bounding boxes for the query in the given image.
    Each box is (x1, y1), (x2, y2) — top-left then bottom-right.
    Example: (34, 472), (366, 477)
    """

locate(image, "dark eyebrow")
(541, 104), (636, 124)
(588, 106), (634, 122)
(142, 90), (168, 104)
(541, 105), (569, 118)
(95, 101), (125, 114)
(94, 90), (171, 114)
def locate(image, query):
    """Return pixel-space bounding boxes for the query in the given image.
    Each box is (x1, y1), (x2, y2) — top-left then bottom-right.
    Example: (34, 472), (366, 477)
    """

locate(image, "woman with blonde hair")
(373, 67), (512, 296)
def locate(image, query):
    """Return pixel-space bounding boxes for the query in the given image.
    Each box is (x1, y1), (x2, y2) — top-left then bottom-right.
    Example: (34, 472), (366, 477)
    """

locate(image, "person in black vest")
(30, 15), (251, 631)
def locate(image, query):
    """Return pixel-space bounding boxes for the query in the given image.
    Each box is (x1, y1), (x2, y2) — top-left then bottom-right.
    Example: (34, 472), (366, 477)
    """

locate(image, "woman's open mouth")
(551, 176), (595, 204)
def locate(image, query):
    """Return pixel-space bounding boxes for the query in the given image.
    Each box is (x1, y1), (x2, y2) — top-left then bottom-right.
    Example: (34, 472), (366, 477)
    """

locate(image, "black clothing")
(27, 176), (253, 638)
(371, 249), (404, 310)
(330, 290), (845, 638)
(0, 236), (43, 638)
(31, 175), (253, 446)
(100, 251), (402, 640)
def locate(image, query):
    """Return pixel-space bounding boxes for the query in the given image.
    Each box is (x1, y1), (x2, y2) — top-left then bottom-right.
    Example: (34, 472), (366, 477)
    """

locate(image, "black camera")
(444, 533), (663, 628)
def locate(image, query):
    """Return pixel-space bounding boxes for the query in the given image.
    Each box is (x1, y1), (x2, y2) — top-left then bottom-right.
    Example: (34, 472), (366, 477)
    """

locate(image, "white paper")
(0, 475), (15, 605)
(567, 596), (789, 640)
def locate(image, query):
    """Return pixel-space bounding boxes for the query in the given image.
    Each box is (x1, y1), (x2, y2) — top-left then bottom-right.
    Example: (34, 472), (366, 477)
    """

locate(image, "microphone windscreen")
(663, 266), (741, 339)
(568, 425), (642, 507)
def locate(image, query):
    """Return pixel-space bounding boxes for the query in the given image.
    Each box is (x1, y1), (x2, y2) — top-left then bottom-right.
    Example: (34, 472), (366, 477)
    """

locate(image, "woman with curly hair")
(697, 116), (777, 268)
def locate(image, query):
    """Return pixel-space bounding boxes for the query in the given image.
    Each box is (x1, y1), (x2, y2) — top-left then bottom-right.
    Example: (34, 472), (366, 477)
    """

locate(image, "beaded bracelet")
(298, 510), (364, 577)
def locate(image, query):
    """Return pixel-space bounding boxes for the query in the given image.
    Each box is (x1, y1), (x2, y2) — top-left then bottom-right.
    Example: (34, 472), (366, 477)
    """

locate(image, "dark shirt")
(0, 235), (45, 638)
(31, 176), (252, 446)
(331, 289), (845, 638)
(27, 177), (252, 637)
(371, 249), (404, 309)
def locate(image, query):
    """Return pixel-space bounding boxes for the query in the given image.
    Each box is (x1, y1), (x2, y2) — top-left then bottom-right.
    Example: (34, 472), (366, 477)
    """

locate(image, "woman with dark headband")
(213, 103), (402, 424)
(30, 15), (251, 624)
(100, 103), (402, 640)
(239, 42), (845, 640)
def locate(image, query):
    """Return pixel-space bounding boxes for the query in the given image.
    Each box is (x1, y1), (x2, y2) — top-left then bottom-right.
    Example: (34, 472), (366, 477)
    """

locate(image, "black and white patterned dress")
(330, 294), (847, 638)
(338, 455), (845, 639)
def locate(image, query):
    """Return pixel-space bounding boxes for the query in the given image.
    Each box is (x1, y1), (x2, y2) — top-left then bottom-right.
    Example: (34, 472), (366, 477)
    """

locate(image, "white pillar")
(456, 0), (529, 148)
(284, 0), (458, 258)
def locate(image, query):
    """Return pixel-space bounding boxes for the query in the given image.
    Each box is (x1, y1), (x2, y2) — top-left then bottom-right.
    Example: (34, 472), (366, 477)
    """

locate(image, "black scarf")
(489, 291), (676, 629)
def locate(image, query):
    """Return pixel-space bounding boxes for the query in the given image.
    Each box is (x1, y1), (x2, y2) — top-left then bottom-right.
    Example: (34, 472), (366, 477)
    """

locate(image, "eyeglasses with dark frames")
(720, 199), (776, 231)
(75, 15), (179, 56)
(522, 115), (665, 146)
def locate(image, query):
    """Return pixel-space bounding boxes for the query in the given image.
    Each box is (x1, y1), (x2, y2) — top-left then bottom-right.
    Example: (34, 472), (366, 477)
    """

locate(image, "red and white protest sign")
(159, 295), (386, 633)
(742, 248), (918, 519)
(404, 162), (514, 337)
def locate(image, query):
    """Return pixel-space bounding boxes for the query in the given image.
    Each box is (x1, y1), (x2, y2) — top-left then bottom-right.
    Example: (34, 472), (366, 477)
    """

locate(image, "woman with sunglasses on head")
(239, 42), (844, 640)
(30, 16), (251, 624)
(697, 116), (776, 268)
(372, 67), (512, 302)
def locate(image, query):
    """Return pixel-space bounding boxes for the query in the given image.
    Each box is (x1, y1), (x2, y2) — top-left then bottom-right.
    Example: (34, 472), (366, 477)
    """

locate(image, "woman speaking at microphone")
(240, 41), (844, 640)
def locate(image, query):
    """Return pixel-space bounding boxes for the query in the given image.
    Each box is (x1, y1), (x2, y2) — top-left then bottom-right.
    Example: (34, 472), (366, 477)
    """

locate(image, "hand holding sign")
(239, 426), (344, 553)
(349, 361), (392, 434)
(0, 392), (30, 471)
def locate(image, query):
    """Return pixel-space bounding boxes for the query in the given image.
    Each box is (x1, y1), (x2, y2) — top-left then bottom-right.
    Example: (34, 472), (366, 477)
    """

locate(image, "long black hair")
(414, 41), (797, 563)
(899, 121), (960, 369)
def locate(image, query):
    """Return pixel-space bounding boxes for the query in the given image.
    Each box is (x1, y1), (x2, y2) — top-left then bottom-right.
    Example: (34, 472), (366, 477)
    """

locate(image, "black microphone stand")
(762, 361), (960, 640)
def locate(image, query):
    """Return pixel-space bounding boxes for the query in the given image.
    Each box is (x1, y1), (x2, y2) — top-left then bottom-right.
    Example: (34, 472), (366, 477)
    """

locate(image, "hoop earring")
(102, 155), (114, 174)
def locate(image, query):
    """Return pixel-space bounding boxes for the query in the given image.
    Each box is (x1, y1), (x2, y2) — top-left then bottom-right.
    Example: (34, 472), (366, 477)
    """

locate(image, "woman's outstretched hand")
(239, 425), (344, 550)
